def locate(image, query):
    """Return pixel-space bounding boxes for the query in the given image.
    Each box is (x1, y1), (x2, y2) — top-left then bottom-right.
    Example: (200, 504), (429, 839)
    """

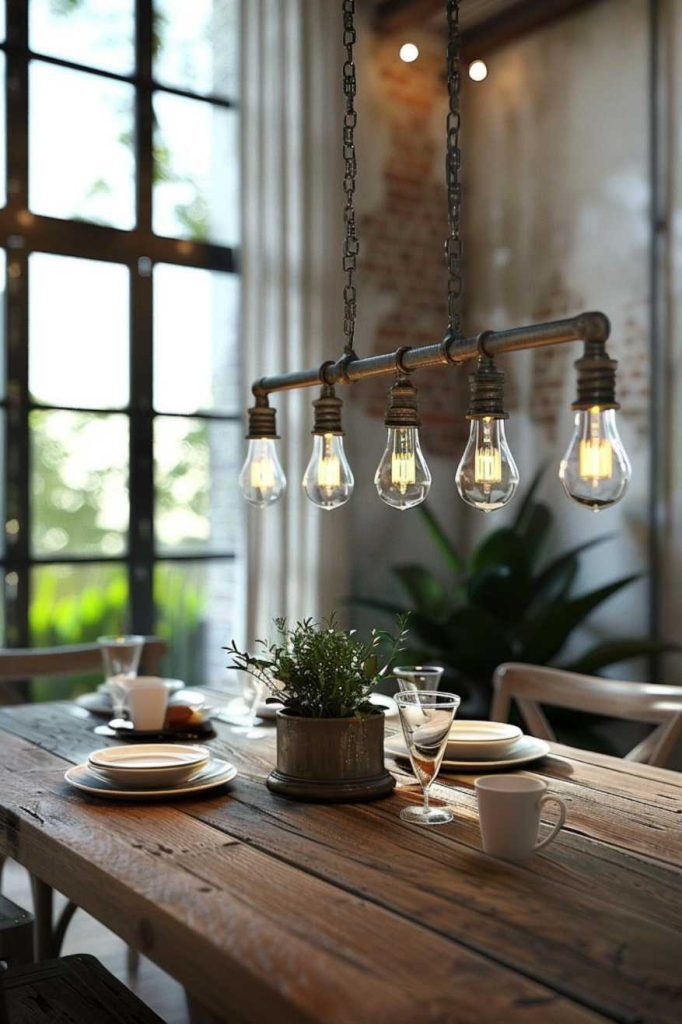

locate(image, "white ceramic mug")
(475, 775), (567, 861)
(111, 676), (170, 732)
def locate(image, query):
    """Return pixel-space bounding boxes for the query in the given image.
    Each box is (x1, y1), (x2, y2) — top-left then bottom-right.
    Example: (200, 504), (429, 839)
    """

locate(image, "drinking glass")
(396, 690), (460, 825)
(394, 665), (444, 693)
(230, 676), (268, 739)
(98, 634), (144, 684)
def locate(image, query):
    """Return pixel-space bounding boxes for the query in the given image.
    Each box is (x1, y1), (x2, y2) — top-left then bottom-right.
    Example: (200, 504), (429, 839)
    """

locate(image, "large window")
(0, 0), (243, 691)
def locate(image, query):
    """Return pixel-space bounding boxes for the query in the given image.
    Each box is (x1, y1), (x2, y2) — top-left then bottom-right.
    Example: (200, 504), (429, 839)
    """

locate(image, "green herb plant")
(225, 613), (409, 718)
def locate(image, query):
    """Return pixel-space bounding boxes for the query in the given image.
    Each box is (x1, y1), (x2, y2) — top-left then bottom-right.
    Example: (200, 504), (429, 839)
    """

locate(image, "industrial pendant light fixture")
(240, 0), (631, 514)
(375, 369), (432, 510)
(303, 385), (354, 509)
(456, 351), (519, 511)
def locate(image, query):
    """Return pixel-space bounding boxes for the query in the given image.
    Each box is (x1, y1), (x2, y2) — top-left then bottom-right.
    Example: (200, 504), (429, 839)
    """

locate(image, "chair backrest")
(491, 662), (682, 768)
(0, 637), (167, 694)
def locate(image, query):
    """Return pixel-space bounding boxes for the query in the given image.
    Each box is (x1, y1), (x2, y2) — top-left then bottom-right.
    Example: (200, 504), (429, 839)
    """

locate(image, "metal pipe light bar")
(251, 311), (611, 397)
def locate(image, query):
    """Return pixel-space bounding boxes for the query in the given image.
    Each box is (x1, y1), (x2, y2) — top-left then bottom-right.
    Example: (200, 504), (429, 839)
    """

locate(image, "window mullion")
(129, 0), (155, 635)
(4, 3), (30, 646)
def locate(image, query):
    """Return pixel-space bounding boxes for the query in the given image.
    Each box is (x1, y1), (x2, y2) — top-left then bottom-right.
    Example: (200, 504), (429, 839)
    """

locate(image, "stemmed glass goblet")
(396, 690), (460, 825)
(394, 665), (444, 693)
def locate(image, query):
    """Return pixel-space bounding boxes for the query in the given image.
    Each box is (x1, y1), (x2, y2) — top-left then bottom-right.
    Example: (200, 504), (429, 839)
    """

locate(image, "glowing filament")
(313, 434), (340, 492)
(579, 407), (613, 483)
(474, 419), (502, 484)
(392, 451), (417, 493)
(250, 457), (275, 491)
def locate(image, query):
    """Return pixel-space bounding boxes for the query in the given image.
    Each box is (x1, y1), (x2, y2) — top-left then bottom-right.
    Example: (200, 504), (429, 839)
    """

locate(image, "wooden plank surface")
(0, 702), (681, 1024)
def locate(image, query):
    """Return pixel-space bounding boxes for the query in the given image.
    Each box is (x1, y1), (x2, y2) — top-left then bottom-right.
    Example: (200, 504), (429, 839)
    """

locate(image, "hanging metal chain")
(342, 0), (359, 358)
(445, 0), (463, 337)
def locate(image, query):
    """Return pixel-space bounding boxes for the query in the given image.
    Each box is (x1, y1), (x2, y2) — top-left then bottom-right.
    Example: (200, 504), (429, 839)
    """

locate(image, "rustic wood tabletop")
(0, 700), (680, 1024)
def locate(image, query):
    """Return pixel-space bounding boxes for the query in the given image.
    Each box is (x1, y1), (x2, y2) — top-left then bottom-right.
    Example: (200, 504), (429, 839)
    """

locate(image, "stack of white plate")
(64, 744), (237, 800)
(385, 721), (549, 772)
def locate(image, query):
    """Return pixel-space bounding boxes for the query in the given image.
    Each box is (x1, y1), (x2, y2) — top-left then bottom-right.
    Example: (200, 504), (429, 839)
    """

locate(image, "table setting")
(1, 616), (680, 1024)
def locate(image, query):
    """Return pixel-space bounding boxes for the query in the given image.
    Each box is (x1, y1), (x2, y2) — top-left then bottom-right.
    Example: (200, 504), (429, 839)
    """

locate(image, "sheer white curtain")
(240, 0), (348, 644)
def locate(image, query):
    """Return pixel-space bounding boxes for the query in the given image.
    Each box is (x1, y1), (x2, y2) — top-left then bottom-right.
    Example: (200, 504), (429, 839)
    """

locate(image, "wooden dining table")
(0, 699), (680, 1024)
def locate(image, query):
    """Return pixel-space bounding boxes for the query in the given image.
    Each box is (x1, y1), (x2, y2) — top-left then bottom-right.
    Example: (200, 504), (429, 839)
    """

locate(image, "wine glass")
(396, 690), (460, 825)
(394, 665), (444, 693)
(229, 676), (268, 739)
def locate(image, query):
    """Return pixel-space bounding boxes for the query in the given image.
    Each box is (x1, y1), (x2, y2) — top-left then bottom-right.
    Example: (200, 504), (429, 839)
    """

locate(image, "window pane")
(155, 418), (241, 555)
(153, 0), (239, 99)
(153, 93), (239, 246)
(155, 559), (242, 689)
(29, 254), (129, 409)
(154, 264), (239, 414)
(30, 62), (135, 229)
(30, 0), (134, 76)
(30, 562), (129, 700)
(31, 411), (129, 557)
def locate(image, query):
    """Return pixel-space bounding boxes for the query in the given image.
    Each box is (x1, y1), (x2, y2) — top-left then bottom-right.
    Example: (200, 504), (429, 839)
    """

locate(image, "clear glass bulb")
(559, 406), (631, 511)
(375, 427), (431, 510)
(456, 416), (519, 511)
(302, 433), (354, 510)
(239, 438), (286, 507)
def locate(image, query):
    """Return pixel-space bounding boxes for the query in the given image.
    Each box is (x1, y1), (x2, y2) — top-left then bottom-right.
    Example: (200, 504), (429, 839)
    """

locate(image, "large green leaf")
(442, 606), (515, 679)
(470, 527), (529, 576)
(417, 504), (463, 575)
(467, 563), (531, 622)
(561, 638), (682, 675)
(532, 535), (615, 604)
(518, 574), (641, 664)
(513, 462), (548, 533)
(515, 502), (552, 566)
(392, 565), (451, 620)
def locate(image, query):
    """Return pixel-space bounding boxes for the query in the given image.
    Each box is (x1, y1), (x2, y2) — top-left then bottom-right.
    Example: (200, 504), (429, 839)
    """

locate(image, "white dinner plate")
(88, 743), (210, 788)
(446, 721), (523, 759)
(65, 757), (237, 800)
(384, 733), (551, 772)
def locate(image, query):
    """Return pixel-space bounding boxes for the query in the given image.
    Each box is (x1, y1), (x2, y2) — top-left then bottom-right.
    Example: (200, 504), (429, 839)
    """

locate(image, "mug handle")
(534, 795), (567, 852)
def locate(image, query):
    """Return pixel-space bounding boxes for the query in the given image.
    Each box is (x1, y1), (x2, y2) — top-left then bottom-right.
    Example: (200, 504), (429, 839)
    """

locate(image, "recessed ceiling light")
(469, 59), (488, 82)
(399, 43), (419, 63)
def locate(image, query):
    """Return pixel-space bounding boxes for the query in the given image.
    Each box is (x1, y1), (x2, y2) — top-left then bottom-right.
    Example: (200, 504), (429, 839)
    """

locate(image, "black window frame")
(0, 0), (240, 649)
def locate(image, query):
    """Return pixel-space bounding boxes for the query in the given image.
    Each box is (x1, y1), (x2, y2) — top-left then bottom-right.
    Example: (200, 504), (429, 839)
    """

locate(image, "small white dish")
(446, 721), (522, 760)
(65, 757), (237, 800)
(88, 744), (210, 788)
(385, 733), (550, 772)
(370, 693), (399, 718)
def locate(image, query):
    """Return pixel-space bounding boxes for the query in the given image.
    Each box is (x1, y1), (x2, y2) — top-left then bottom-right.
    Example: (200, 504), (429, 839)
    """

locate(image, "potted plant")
(226, 614), (408, 802)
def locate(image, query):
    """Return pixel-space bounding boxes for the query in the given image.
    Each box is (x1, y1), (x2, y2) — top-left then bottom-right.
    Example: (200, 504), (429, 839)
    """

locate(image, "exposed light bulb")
(399, 42), (419, 63)
(239, 438), (286, 507)
(375, 426), (431, 510)
(303, 433), (354, 510)
(559, 406), (631, 511)
(456, 417), (519, 511)
(468, 59), (488, 82)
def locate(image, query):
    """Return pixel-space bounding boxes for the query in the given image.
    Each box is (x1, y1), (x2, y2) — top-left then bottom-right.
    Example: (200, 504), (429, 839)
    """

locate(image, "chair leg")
(30, 876), (56, 960)
(126, 944), (141, 978)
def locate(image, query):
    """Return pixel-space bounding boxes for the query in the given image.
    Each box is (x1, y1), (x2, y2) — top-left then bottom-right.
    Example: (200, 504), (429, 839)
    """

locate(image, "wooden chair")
(1, 954), (164, 1023)
(0, 638), (167, 965)
(0, 896), (33, 970)
(491, 663), (682, 768)
(0, 638), (167, 705)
